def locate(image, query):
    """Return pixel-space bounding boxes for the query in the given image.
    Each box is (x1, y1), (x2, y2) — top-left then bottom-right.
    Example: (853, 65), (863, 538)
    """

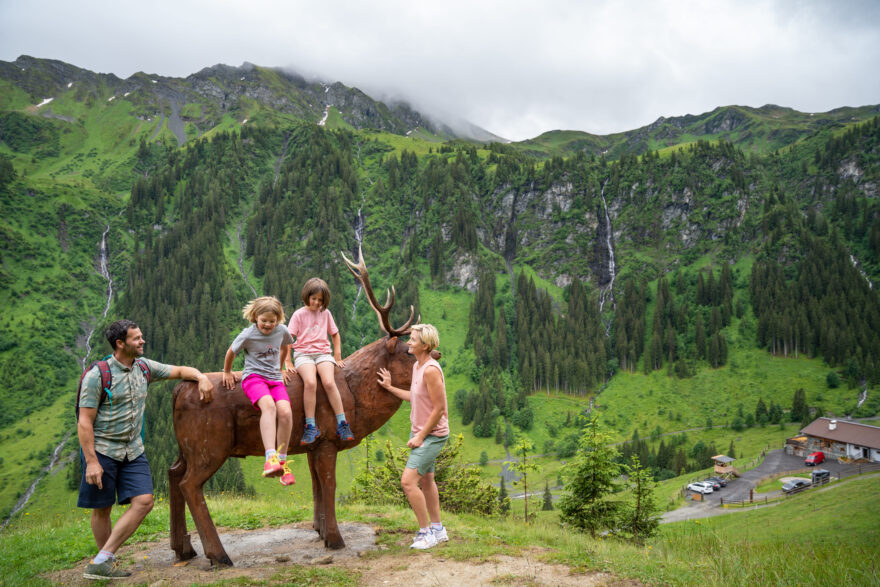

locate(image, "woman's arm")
(377, 367), (411, 402)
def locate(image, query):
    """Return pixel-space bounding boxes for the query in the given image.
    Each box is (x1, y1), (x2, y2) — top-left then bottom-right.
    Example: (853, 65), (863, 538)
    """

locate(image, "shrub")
(349, 434), (501, 516)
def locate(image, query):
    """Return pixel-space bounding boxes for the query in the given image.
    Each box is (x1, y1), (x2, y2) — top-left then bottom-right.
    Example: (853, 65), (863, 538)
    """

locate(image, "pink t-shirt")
(288, 306), (339, 354)
(410, 358), (449, 437)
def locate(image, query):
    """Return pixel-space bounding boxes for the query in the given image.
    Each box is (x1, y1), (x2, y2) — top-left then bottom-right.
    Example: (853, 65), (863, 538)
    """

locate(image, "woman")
(377, 323), (449, 549)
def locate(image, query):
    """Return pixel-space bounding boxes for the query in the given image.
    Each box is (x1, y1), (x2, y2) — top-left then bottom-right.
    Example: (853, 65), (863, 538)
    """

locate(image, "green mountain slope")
(516, 103), (880, 158)
(1, 56), (879, 530)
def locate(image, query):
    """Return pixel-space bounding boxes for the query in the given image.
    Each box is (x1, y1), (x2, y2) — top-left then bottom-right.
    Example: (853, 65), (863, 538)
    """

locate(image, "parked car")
(703, 478), (722, 490)
(805, 452), (825, 466)
(707, 476), (727, 487)
(782, 478), (811, 493)
(687, 481), (714, 494)
(811, 468), (831, 485)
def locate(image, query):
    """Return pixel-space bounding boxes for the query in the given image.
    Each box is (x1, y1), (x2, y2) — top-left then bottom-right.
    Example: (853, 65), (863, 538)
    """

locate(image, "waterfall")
(857, 385), (868, 409)
(81, 226), (113, 370)
(1, 433), (73, 531)
(598, 180), (616, 315)
(350, 146), (369, 346)
(850, 254), (873, 290)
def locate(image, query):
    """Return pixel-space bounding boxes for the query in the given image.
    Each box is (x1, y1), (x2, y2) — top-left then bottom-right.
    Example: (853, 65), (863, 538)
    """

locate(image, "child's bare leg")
(256, 395), (278, 452)
(317, 361), (344, 415)
(298, 363), (318, 420)
(275, 400), (293, 451)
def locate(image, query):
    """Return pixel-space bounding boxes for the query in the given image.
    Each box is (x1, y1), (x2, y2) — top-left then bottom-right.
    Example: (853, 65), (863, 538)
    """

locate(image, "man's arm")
(77, 407), (104, 489)
(169, 365), (213, 402)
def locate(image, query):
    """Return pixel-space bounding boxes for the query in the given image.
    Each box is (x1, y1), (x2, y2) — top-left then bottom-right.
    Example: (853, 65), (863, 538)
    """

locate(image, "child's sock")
(265, 449), (277, 461)
(92, 550), (114, 564)
(336, 413), (347, 424)
(431, 522), (443, 531)
(278, 453), (287, 463)
(305, 417), (316, 427)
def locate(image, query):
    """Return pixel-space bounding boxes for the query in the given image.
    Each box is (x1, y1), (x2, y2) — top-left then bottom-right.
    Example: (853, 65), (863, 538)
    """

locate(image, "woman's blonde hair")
(301, 277), (331, 310)
(410, 323), (439, 351)
(242, 296), (285, 324)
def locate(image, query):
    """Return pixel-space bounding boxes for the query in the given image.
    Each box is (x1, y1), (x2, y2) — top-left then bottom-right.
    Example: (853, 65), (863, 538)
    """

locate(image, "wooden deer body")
(169, 250), (417, 566)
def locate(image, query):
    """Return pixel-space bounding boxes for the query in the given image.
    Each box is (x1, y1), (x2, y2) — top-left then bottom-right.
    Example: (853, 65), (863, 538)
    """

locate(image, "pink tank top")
(410, 358), (449, 437)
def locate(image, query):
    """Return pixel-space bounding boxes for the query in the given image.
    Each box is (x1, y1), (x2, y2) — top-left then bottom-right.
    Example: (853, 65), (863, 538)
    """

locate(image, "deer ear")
(430, 350), (442, 360)
(386, 336), (399, 354)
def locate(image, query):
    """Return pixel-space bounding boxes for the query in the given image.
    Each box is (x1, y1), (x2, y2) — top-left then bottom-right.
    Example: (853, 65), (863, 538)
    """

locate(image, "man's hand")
(85, 460), (104, 490)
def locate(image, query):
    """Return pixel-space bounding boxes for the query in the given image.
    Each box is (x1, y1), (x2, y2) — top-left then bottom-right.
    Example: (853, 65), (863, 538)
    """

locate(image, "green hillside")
(1, 56), (880, 543)
(514, 104), (880, 159)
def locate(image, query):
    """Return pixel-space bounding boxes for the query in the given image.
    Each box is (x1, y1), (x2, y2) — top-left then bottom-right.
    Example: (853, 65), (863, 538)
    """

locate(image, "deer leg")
(307, 449), (323, 536)
(312, 442), (344, 549)
(179, 457), (233, 567)
(168, 457), (196, 561)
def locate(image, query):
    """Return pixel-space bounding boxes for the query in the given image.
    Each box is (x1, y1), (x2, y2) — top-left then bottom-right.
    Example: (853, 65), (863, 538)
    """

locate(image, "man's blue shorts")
(77, 451), (153, 509)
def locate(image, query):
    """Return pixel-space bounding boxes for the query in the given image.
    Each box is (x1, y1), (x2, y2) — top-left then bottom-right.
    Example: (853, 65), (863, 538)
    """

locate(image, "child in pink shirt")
(285, 278), (354, 444)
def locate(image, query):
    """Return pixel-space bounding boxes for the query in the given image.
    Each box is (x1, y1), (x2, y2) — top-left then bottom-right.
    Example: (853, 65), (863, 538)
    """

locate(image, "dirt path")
(47, 522), (622, 586)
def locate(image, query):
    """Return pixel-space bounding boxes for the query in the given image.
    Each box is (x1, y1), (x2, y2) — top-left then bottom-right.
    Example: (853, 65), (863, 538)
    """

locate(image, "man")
(77, 319), (212, 580)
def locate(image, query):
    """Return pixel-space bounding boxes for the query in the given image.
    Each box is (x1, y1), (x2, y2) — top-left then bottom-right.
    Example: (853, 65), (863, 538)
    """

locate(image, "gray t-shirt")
(230, 324), (294, 381)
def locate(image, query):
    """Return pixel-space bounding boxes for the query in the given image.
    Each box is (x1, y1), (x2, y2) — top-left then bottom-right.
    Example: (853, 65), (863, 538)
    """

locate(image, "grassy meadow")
(2, 468), (877, 586)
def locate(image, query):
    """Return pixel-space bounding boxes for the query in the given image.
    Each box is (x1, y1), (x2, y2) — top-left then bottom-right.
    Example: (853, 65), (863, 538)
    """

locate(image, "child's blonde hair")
(301, 278), (331, 310)
(242, 296), (285, 323)
(411, 324), (439, 351)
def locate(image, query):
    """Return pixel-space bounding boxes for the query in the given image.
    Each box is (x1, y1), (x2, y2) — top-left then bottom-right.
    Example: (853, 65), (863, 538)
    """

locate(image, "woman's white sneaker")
(410, 530), (438, 549)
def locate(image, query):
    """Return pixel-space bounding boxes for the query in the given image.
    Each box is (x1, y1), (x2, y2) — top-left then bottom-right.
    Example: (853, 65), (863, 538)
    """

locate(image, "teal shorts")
(406, 433), (449, 475)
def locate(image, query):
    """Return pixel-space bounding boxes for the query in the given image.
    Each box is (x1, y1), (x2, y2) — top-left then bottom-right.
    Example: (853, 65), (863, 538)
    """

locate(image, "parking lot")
(662, 449), (880, 522)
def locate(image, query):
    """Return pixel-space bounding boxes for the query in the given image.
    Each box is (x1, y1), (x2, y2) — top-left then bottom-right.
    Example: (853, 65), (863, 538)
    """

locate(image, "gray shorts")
(293, 352), (336, 369)
(405, 433), (449, 475)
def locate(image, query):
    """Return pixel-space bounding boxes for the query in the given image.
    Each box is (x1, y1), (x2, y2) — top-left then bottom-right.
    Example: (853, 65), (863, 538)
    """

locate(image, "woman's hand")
(377, 367), (392, 389)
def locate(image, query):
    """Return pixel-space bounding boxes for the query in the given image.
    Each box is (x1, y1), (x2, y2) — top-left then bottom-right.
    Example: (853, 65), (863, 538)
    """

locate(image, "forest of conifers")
(2, 92), (880, 494)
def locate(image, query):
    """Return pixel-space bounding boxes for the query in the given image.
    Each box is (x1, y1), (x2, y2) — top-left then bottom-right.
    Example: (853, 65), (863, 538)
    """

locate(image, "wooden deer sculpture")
(168, 249), (419, 566)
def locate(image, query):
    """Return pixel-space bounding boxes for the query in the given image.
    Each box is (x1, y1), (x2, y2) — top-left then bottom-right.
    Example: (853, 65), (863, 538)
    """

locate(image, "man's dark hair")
(106, 320), (138, 350)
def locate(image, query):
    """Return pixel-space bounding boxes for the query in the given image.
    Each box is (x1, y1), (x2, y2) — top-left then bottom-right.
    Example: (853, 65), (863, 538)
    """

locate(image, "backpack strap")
(135, 358), (151, 384)
(75, 359), (113, 421)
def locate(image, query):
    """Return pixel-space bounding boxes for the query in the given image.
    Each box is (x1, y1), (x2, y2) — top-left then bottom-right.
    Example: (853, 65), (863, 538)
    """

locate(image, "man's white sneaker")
(432, 527), (449, 543)
(410, 530), (438, 550)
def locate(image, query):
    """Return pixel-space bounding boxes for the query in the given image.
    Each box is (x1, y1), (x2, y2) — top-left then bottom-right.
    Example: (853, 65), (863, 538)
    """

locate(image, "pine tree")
(618, 455), (661, 542)
(558, 417), (620, 537)
(498, 477), (510, 514)
(542, 480), (554, 511)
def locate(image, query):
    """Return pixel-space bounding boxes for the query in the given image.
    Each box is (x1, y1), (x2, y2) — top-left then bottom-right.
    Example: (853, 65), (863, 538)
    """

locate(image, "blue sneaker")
(300, 424), (321, 445)
(336, 420), (354, 441)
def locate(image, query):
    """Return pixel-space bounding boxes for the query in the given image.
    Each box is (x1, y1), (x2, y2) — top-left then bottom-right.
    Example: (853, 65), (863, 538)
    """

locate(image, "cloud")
(1, 0), (877, 140)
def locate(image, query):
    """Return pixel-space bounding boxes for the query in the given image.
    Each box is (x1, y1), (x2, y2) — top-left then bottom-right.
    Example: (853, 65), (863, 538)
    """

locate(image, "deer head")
(341, 245), (417, 337)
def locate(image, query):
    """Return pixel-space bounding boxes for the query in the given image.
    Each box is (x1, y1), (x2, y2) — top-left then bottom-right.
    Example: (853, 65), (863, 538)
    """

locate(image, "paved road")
(662, 449), (878, 522)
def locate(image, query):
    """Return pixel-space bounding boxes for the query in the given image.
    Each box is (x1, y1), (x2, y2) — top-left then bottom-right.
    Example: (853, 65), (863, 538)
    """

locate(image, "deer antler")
(341, 245), (416, 337)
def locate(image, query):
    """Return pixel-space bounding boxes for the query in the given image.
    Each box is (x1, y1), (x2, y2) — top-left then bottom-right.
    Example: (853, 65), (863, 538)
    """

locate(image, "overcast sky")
(1, 0), (878, 141)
